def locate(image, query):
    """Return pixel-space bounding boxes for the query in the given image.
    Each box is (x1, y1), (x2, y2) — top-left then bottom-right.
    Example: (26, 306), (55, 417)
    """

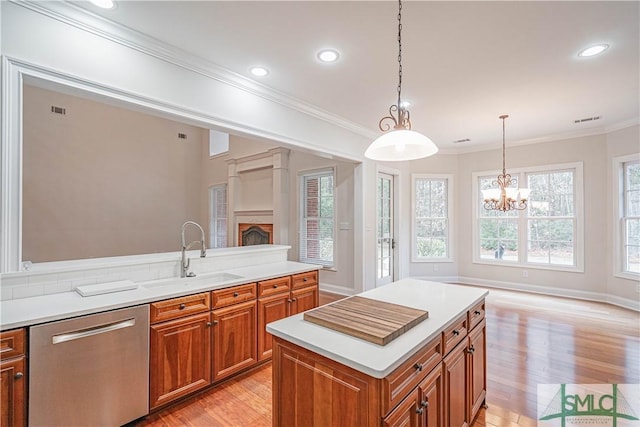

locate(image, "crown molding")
(10, 0), (378, 141)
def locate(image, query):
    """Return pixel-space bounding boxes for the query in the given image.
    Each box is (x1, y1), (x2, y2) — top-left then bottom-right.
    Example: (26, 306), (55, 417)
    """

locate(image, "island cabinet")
(258, 271), (318, 361)
(271, 290), (486, 427)
(149, 293), (212, 410)
(0, 328), (27, 427)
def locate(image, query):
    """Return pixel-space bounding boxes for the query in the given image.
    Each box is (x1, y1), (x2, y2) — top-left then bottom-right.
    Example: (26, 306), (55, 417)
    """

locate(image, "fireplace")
(238, 223), (273, 246)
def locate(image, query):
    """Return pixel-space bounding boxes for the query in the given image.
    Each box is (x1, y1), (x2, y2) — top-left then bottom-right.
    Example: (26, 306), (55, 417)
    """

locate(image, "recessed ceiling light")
(317, 49), (340, 63)
(578, 44), (609, 57)
(89, 0), (116, 9)
(249, 67), (269, 77)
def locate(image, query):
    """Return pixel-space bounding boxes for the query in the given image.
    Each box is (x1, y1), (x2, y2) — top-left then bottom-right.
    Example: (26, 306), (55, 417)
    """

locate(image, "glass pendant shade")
(365, 129), (439, 161)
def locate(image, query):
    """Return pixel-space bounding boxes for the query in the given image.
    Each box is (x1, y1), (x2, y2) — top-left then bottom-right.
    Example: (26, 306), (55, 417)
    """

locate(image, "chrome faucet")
(181, 221), (206, 278)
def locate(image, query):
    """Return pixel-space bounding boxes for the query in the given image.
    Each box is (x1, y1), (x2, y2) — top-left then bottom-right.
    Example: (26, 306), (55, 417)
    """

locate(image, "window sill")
(411, 258), (454, 263)
(614, 272), (640, 281)
(473, 259), (584, 273)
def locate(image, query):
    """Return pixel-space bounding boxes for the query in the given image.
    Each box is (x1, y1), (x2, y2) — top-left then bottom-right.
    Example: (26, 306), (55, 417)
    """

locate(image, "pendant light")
(482, 115), (530, 211)
(365, 0), (439, 161)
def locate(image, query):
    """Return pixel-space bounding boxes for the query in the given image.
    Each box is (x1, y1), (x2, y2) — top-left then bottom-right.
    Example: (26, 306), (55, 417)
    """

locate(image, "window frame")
(613, 153), (640, 280)
(208, 183), (228, 249)
(472, 162), (584, 272)
(411, 173), (454, 263)
(298, 168), (336, 269)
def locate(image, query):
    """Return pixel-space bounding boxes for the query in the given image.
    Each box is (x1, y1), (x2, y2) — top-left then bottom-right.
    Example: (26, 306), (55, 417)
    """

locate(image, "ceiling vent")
(574, 116), (601, 124)
(452, 138), (471, 144)
(51, 106), (66, 115)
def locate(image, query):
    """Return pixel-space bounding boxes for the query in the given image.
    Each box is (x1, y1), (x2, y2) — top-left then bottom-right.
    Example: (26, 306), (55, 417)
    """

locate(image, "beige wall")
(23, 85), (207, 262)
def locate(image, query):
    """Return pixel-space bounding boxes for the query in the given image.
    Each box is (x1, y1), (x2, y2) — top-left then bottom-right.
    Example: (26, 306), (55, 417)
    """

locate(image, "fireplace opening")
(238, 223), (273, 246)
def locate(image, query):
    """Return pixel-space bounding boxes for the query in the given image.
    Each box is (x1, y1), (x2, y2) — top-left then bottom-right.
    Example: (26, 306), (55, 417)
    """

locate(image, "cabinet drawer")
(212, 283), (257, 309)
(442, 313), (468, 356)
(468, 299), (486, 331)
(151, 292), (210, 324)
(382, 335), (442, 416)
(0, 328), (26, 360)
(291, 270), (318, 289)
(258, 276), (291, 298)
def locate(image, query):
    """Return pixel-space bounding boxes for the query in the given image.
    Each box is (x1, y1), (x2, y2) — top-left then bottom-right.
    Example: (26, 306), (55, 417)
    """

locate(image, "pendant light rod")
(396, 0), (403, 112)
(500, 114), (508, 176)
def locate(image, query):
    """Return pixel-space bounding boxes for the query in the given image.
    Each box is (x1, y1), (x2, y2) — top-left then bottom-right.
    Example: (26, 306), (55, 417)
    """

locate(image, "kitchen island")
(267, 278), (489, 427)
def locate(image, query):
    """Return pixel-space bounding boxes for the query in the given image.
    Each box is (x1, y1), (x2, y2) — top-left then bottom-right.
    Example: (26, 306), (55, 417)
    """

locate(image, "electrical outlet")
(636, 283), (640, 293)
(522, 270), (528, 278)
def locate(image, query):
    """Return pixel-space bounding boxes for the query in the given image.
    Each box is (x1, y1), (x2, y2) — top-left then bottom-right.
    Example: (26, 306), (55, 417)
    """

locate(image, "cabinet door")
(150, 312), (212, 410)
(383, 388), (420, 427)
(212, 300), (257, 381)
(443, 340), (468, 427)
(419, 364), (443, 427)
(290, 285), (318, 315)
(0, 357), (26, 427)
(468, 320), (486, 422)
(257, 293), (290, 361)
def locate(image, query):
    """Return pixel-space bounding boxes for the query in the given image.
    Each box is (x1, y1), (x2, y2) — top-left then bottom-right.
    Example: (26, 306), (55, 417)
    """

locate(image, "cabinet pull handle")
(453, 329), (460, 336)
(287, 299), (293, 303)
(206, 322), (212, 327)
(413, 363), (423, 372)
(416, 407), (424, 415)
(179, 303), (186, 310)
(273, 285), (278, 288)
(466, 345), (475, 354)
(303, 277), (308, 282)
(213, 320), (219, 325)
(474, 310), (481, 315)
(233, 292), (239, 297)
(292, 298), (297, 302)
(420, 400), (428, 408)
(14, 372), (23, 380)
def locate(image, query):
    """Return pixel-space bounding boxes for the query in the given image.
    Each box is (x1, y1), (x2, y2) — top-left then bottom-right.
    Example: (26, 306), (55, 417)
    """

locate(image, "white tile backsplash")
(0, 245), (290, 301)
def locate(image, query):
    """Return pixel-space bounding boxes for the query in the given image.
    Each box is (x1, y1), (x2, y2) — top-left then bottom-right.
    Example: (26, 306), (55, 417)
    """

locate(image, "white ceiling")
(69, 0), (639, 152)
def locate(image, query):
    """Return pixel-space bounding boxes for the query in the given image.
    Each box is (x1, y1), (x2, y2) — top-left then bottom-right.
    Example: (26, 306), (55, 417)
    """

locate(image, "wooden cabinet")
(258, 271), (319, 361)
(272, 297), (486, 427)
(149, 311), (212, 410)
(0, 329), (26, 427)
(212, 300), (257, 381)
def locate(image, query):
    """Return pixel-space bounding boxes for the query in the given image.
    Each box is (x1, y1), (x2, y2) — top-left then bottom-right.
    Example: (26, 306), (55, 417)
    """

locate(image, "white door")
(376, 172), (395, 286)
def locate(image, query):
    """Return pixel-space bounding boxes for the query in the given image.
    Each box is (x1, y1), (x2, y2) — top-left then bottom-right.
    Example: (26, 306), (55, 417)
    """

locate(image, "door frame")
(375, 167), (401, 287)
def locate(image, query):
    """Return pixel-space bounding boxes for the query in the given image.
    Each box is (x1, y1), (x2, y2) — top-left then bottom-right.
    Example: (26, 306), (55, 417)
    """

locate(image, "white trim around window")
(298, 168), (336, 268)
(411, 174), (454, 263)
(472, 162), (584, 273)
(613, 153), (640, 280)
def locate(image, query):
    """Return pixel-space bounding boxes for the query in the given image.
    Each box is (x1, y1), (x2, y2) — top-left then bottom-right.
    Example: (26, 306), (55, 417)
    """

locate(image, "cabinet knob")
(416, 407), (424, 415)
(413, 363), (423, 372)
(233, 292), (239, 297)
(206, 322), (212, 327)
(303, 277), (308, 282)
(179, 303), (186, 310)
(14, 372), (23, 380)
(466, 345), (475, 354)
(292, 298), (297, 302)
(453, 329), (460, 336)
(420, 400), (428, 408)
(213, 320), (219, 325)
(474, 310), (481, 315)
(287, 299), (293, 303)
(273, 284), (278, 288)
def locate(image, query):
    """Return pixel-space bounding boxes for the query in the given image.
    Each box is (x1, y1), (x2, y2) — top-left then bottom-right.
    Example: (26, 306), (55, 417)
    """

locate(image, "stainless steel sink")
(143, 272), (244, 289)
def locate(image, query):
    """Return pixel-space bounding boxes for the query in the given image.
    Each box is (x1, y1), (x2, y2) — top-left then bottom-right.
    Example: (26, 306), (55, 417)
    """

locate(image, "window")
(412, 174), (453, 261)
(474, 163), (583, 271)
(299, 169), (335, 267)
(209, 184), (227, 248)
(618, 157), (640, 276)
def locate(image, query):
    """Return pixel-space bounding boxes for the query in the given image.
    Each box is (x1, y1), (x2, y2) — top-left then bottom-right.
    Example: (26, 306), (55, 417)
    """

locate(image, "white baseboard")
(318, 282), (356, 297)
(454, 276), (640, 312)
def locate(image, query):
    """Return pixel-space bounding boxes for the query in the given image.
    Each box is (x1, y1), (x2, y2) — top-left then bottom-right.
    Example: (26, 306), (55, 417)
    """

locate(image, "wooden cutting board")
(303, 296), (429, 346)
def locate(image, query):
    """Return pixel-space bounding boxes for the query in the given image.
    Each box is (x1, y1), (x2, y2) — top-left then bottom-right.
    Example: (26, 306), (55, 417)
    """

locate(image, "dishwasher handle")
(52, 318), (136, 344)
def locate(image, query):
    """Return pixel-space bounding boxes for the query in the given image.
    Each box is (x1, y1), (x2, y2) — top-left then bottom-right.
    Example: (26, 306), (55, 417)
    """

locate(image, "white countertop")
(267, 278), (488, 378)
(1, 261), (318, 330)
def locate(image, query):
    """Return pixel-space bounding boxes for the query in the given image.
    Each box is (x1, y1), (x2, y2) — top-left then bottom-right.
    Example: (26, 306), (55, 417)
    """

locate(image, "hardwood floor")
(135, 287), (639, 427)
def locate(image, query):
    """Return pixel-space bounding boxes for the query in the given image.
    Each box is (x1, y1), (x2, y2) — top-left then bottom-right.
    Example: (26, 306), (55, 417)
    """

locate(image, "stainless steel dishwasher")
(29, 305), (149, 426)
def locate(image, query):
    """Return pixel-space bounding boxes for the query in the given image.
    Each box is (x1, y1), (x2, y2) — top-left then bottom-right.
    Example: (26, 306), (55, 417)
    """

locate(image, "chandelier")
(482, 115), (530, 211)
(364, 0), (439, 161)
